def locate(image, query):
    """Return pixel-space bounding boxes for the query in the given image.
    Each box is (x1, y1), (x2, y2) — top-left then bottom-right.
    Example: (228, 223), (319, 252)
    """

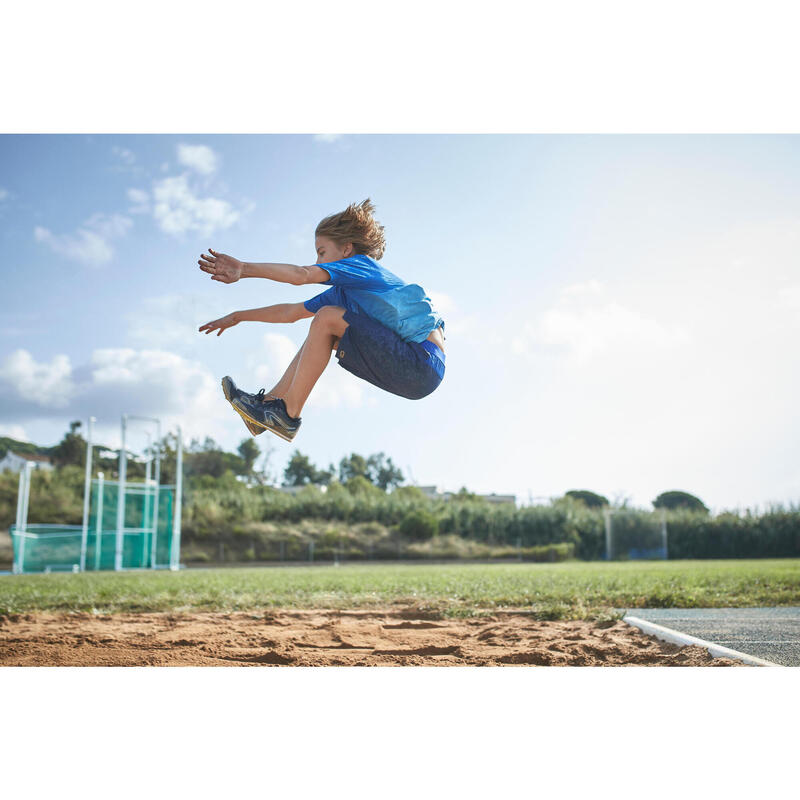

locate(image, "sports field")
(3, 559), (798, 617)
(3, 560), (796, 666)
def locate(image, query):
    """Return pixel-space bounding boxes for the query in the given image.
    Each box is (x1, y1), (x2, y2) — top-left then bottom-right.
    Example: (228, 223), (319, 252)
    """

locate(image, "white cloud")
(83, 212), (132, 239)
(491, 216), (800, 511)
(34, 225), (110, 265)
(0, 346), (243, 450)
(0, 422), (28, 440)
(111, 145), (136, 165)
(0, 350), (75, 408)
(513, 281), (690, 363)
(33, 212), (133, 266)
(777, 284), (800, 310)
(152, 174), (239, 236)
(126, 293), (221, 357)
(177, 144), (218, 175)
(428, 290), (455, 316)
(0, 187), (10, 202)
(127, 188), (150, 214)
(561, 279), (603, 297)
(313, 134), (343, 143)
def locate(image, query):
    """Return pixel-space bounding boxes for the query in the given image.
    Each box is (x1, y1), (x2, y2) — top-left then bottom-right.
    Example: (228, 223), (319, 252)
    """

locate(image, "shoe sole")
(232, 397), (299, 443)
(221, 377), (266, 437)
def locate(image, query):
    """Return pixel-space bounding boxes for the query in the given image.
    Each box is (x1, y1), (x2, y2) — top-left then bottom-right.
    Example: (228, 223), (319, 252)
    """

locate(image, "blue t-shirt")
(303, 254), (445, 344)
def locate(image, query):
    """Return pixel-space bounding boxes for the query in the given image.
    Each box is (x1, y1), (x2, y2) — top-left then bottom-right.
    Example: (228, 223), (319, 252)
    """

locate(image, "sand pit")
(0, 609), (746, 666)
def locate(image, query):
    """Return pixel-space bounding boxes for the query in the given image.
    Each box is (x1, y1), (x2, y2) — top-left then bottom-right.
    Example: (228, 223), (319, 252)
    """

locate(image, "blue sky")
(1, 134), (799, 511)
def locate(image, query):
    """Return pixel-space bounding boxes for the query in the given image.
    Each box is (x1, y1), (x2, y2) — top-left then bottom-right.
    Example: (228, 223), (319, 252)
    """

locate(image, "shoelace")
(254, 388), (268, 404)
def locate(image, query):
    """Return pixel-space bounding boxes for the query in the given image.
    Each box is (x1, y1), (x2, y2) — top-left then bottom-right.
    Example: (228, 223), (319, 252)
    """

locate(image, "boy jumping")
(197, 199), (446, 442)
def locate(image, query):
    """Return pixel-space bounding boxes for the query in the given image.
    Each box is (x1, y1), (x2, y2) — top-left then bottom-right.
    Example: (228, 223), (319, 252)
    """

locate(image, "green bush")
(5, 464), (800, 564)
(398, 509), (439, 541)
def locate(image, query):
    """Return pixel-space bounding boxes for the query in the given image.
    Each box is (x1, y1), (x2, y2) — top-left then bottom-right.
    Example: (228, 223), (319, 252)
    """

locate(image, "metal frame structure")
(11, 414), (183, 574)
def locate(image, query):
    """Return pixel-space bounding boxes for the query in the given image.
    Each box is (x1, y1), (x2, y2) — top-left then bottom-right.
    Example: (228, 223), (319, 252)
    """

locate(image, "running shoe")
(221, 376), (271, 437)
(232, 395), (302, 443)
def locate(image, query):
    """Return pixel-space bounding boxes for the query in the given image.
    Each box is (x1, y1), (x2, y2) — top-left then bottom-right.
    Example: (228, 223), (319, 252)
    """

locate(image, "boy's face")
(315, 236), (352, 263)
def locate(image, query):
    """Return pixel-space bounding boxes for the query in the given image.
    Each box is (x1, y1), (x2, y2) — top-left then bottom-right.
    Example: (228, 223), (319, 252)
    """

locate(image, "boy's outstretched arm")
(197, 248), (331, 286)
(237, 302), (315, 323)
(198, 249), (330, 285)
(198, 303), (313, 336)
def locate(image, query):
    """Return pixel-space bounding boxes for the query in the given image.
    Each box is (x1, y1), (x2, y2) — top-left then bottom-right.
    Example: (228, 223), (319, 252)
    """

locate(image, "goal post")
(604, 508), (668, 560)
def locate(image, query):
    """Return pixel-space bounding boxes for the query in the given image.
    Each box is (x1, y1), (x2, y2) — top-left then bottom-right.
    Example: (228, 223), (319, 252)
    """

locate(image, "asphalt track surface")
(627, 608), (800, 666)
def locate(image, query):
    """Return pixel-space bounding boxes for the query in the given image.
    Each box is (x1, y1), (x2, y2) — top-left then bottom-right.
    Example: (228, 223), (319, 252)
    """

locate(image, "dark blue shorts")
(335, 310), (445, 400)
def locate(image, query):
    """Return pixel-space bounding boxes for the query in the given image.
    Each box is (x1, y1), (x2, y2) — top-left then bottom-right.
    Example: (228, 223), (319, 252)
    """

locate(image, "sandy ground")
(0, 609), (746, 666)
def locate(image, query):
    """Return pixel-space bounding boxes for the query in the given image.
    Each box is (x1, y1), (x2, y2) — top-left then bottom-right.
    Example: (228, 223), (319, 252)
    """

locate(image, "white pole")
(151, 420), (161, 568)
(95, 472), (104, 571)
(80, 416), (96, 572)
(125, 415), (160, 568)
(18, 462), (34, 574)
(13, 468), (26, 574)
(115, 414), (128, 571)
(143, 431), (152, 566)
(170, 425), (183, 570)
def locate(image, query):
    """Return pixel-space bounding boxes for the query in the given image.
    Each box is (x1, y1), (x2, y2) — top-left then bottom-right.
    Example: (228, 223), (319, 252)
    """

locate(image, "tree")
(283, 451), (334, 487)
(284, 451), (318, 486)
(237, 438), (260, 477)
(337, 452), (403, 490)
(367, 452), (404, 491)
(565, 490), (609, 508)
(184, 436), (245, 479)
(339, 453), (369, 483)
(314, 463), (336, 486)
(653, 491), (709, 514)
(51, 421), (86, 468)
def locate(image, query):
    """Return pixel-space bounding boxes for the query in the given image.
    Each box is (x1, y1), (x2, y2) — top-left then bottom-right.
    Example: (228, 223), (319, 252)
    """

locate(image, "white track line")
(623, 615), (782, 667)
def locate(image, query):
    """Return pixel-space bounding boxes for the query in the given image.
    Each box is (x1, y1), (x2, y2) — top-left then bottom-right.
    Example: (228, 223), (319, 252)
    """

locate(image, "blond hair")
(315, 198), (386, 260)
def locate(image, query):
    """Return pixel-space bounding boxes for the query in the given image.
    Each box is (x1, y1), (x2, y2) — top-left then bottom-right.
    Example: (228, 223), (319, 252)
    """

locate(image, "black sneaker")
(232, 395), (301, 443)
(221, 376), (272, 437)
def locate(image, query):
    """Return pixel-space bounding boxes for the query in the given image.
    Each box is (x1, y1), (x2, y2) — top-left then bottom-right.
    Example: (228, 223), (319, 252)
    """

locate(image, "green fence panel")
(10, 480), (178, 573)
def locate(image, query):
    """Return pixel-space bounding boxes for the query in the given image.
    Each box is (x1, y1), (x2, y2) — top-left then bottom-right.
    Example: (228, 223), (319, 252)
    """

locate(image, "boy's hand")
(198, 312), (240, 336)
(198, 248), (243, 283)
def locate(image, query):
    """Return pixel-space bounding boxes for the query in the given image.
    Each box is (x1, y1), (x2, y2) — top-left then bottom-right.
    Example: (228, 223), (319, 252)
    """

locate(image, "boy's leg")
(282, 306), (348, 418)
(266, 334), (343, 397)
(267, 341), (306, 398)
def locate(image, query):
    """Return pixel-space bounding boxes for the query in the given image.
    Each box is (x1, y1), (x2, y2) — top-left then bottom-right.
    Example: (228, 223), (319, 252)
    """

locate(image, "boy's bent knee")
(314, 305), (346, 323)
(312, 305), (348, 337)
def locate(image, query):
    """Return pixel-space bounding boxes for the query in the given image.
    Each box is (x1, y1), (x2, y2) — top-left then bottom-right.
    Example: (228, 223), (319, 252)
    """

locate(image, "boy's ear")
(343, 242), (354, 257)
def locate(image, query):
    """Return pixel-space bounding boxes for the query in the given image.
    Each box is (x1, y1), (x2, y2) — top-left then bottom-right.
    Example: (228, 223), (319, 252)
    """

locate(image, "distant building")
(414, 485), (516, 505)
(0, 451), (54, 474)
(416, 485), (446, 499)
(481, 493), (517, 505)
(278, 483), (328, 495)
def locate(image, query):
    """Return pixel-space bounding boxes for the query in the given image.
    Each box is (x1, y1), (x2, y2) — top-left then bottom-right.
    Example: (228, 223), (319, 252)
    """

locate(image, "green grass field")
(2, 559), (799, 619)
